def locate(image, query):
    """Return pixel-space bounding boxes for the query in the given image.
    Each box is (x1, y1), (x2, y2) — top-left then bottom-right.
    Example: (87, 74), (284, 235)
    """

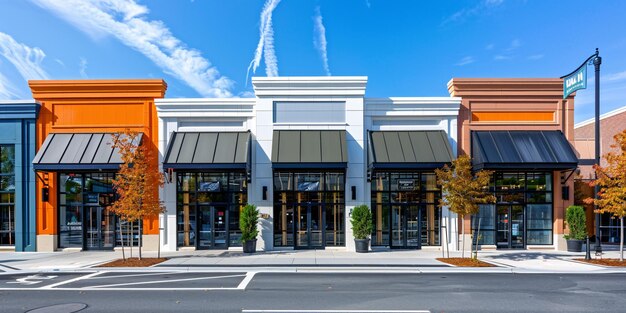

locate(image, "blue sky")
(1, 0), (625, 123)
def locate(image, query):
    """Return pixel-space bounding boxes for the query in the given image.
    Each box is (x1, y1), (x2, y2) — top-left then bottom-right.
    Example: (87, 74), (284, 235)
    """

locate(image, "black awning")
(472, 130), (578, 170)
(271, 130), (348, 169)
(32, 133), (142, 171)
(368, 130), (454, 170)
(163, 132), (250, 170)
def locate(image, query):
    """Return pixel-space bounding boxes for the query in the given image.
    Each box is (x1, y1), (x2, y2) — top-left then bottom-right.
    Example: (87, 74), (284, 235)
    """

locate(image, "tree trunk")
(129, 221), (133, 258)
(119, 218), (125, 261)
(461, 214), (465, 258)
(619, 216), (624, 262)
(138, 219), (142, 260)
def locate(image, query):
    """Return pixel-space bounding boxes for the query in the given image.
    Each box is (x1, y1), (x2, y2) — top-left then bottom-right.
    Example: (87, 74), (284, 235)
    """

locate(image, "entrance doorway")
(198, 206), (228, 249)
(84, 206), (115, 250)
(390, 205), (420, 249)
(296, 203), (324, 249)
(496, 205), (525, 249)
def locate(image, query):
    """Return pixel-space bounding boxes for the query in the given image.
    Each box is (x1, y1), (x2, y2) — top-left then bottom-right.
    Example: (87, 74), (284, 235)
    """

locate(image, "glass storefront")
(176, 172), (247, 249)
(273, 171), (345, 248)
(370, 172), (441, 248)
(58, 172), (119, 250)
(0, 145), (15, 246)
(472, 172), (553, 248)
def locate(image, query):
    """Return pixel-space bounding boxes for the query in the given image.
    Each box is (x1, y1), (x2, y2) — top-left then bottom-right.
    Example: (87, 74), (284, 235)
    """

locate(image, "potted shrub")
(351, 204), (373, 253)
(240, 204), (259, 253)
(564, 205), (587, 252)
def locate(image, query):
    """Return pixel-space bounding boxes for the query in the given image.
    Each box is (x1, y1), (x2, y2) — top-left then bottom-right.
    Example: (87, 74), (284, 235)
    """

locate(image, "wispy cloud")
(0, 70), (23, 99)
(485, 43), (495, 50)
(604, 70), (626, 82)
(456, 56), (475, 66)
(313, 6), (331, 76)
(247, 0), (281, 82)
(574, 69), (626, 122)
(365, 0), (371, 8)
(32, 0), (233, 97)
(527, 54), (544, 60)
(493, 39), (521, 61)
(79, 57), (88, 78)
(494, 55), (512, 61)
(506, 39), (521, 51)
(442, 0), (504, 26)
(54, 58), (65, 67)
(0, 32), (49, 80)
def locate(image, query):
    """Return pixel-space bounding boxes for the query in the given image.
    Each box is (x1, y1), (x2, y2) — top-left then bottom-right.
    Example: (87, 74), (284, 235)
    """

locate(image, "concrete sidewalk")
(1, 248), (625, 273)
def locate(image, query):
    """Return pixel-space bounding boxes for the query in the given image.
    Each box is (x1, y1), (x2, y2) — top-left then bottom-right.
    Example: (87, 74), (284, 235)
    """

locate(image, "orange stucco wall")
(448, 78), (576, 239)
(29, 80), (167, 237)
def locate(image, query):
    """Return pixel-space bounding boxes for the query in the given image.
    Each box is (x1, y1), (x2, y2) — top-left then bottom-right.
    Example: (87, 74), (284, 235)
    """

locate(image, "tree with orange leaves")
(110, 130), (165, 260)
(435, 155), (495, 258)
(585, 129), (626, 261)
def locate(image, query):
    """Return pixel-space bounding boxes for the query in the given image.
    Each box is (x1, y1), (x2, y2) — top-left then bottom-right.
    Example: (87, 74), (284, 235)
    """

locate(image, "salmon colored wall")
(29, 80), (167, 237)
(448, 78), (576, 239)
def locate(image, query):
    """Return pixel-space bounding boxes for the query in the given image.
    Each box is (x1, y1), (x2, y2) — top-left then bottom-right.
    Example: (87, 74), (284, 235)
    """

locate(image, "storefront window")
(371, 171), (442, 248)
(58, 172), (118, 249)
(176, 172), (247, 248)
(473, 172), (553, 247)
(0, 145), (15, 246)
(273, 171), (345, 248)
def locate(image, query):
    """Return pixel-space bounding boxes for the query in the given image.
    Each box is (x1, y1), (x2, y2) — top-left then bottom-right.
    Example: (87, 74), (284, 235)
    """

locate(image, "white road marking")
(241, 309), (430, 313)
(85, 273), (246, 289)
(237, 271), (257, 290)
(7, 274), (58, 285)
(41, 271), (105, 289)
(88, 271), (184, 280)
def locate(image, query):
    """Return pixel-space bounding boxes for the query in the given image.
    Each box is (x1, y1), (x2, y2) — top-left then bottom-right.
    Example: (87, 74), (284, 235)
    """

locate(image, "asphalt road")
(0, 272), (625, 312)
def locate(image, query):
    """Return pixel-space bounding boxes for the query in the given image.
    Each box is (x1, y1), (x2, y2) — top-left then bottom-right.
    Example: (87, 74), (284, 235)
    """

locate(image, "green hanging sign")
(563, 65), (587, 99)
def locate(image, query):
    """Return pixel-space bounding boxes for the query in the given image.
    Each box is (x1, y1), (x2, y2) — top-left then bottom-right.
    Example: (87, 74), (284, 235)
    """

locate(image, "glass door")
(391, 205), (421, 249)
(496, 205), (525, 249)
(391, 205), (404, 247)
(406, 206), (420, 248)
(84, 207), (115, 250)
(213, 206), (228, 249)
(198, 206), (213, 249)
(197, 205), (229, 249)
(295, 202), (325, 249)
(510, 205), (525, 249)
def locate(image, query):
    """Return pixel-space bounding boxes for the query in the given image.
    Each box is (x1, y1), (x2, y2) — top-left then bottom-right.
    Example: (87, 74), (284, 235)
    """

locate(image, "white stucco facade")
(156, 76), (460, 252)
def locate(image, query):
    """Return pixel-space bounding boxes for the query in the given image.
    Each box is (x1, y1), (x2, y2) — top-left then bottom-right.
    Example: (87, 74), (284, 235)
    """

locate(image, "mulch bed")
(437, 257), (496, 267)
(98, 257), (168, 267)
(574, 258), (626, 267)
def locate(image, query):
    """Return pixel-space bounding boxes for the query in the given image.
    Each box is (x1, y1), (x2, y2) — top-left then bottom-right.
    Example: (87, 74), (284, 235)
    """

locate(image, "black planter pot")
(566, 239), (583, 252)
(354, 239), (370, 253)
(243, 239), (257, 253)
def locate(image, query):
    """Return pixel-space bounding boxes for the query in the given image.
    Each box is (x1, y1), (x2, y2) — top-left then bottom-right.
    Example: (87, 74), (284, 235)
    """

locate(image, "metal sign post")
(561, 48), (602, 253)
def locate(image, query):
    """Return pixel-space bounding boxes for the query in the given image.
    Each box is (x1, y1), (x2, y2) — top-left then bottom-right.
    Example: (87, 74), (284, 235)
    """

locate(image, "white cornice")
(0, 100), (39, 104)
(252, 76), (368, 97)
(365, 97), (461, 117)
(365, 97), (462, 106)
(156, 98), (255, 117)
(575, 105), (626, 129)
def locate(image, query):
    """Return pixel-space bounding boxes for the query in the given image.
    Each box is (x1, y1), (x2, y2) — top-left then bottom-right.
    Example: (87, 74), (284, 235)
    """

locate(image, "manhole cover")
(26, 303), (88, 313)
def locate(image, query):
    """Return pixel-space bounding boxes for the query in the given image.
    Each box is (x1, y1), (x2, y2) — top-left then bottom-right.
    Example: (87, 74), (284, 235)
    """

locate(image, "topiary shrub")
(564, 205), (587, 240)
(351, 204), (373, 240)
(240, 204), (259, 242)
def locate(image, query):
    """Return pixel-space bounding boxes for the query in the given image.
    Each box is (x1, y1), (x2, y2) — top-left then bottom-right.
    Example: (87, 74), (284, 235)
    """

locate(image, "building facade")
(29, 80), (167, 252)
(574, 105), (626, 244)
(157, 77), (461, 252)
(3, 75), (580, 252)
(448, 78), (578, 251)
(0, 101), (38, 251)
